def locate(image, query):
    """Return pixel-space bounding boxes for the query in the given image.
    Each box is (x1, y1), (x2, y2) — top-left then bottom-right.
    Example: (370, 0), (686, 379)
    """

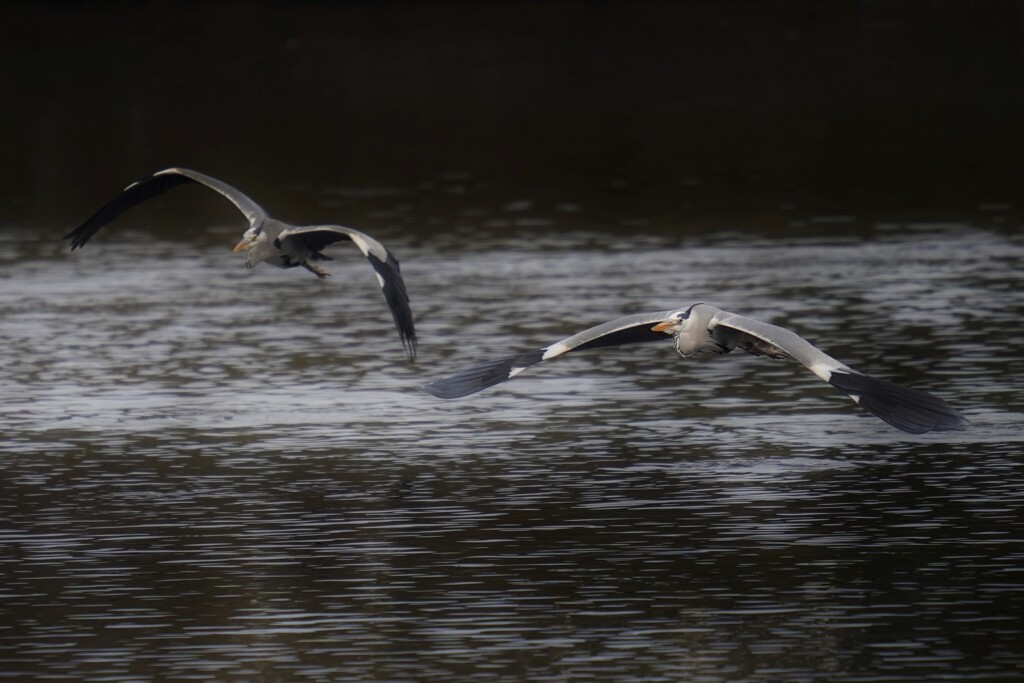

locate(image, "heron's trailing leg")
(302, 262), (331, 279)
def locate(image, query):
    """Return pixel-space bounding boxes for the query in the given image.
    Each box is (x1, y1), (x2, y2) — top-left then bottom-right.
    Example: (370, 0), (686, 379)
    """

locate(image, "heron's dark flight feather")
(65, 173), (197, 250)
(366, 251), (417, 361)
(828, 371), (968, 434)
(422, 351), (545, 399)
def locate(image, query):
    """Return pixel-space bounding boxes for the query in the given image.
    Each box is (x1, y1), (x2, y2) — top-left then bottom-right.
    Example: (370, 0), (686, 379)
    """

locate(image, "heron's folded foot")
(303, 262), (331, 279)
(740, 340), (789, 359)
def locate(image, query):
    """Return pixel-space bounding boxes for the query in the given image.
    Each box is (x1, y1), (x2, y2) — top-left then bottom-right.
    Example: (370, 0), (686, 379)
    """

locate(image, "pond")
(1, 203), (1022, 680)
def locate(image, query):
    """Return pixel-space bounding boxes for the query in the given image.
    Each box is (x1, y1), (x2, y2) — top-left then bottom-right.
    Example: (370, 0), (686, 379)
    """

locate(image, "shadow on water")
(1, 211), (1023, 680)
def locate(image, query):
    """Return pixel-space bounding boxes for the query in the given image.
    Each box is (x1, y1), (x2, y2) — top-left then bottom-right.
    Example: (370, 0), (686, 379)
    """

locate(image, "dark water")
(1, 208), (1023, 681)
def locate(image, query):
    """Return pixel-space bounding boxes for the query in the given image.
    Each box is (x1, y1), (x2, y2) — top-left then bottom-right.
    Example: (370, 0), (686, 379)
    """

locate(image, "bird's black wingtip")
(829, 370), (969, 434)
(363, 250), (417, 364)
(421, 350), (546, 400)
(420, 373), (486, 400)
(420, 373), (490, 399)
(403, 336), (418, 364)
(419, 380), (459, 399)
(63, 170), (198, 254)
(63, 227), (86, 250)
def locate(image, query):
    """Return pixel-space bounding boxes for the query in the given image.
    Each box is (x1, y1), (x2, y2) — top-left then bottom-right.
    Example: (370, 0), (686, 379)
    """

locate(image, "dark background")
(3, 0), (1023, 232)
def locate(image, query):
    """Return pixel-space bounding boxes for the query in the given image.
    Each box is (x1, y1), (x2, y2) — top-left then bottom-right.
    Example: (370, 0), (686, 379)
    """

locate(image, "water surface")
(1, 215), (1022, 681)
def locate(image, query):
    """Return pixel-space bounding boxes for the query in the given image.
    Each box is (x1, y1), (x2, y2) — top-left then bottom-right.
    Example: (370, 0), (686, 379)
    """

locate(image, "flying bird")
(65, 167), (416, 360)
(422, 303), (967, 434)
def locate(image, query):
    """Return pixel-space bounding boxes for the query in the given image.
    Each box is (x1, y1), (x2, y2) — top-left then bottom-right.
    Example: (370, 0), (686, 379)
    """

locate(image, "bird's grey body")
(65, 167), (416, 360)
(682, 304), (851, 376)
(422, 303), (967, 434)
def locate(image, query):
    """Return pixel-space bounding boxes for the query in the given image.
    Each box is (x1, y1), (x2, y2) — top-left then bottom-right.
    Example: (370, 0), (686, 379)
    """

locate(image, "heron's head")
(233, 226), (267, 268)
(232, 226), (263, 254)
(650, 305), (698, 336)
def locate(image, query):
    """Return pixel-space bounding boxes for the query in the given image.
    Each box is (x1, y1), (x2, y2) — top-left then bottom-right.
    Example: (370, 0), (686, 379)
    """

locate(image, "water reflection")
(1, 218), (1023, 681)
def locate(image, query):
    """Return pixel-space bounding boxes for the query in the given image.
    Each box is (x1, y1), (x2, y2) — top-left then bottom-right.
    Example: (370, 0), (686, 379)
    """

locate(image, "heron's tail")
(828, 371), (969, 434)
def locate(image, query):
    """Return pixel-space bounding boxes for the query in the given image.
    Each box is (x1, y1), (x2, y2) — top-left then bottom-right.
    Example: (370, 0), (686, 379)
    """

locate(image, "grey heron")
(65, 167), (417, 361)
(422, 303), (968, 434)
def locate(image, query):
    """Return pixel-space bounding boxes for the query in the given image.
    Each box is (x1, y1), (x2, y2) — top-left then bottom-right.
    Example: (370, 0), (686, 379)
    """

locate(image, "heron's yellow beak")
(651, 321), (675, 333)
(232, 238), (252, 253)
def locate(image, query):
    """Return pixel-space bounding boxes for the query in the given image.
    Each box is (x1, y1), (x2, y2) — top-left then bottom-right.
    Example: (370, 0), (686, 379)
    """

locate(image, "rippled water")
(1, 215), (1023, 681)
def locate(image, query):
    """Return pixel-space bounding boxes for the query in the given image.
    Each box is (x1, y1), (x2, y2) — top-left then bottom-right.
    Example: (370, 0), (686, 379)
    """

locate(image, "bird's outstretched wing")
(278, 226), (417, 362)
(710, 311), (969, 433)
(422, 310), (675, 399)
(65, 167), (268, 250)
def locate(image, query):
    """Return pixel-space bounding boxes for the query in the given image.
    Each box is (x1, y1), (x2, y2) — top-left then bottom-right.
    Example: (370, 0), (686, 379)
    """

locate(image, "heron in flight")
(65, 167), (416, 360)
(422, 303), (967, 434)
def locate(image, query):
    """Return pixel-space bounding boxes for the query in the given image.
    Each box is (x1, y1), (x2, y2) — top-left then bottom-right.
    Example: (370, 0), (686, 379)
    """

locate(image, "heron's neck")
(674, 305), (725, 357)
